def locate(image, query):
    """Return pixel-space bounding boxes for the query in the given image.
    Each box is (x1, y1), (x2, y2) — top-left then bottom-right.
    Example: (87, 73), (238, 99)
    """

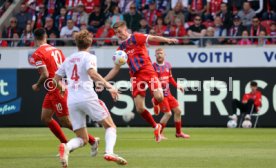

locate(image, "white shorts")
(68, 99), (110, 131)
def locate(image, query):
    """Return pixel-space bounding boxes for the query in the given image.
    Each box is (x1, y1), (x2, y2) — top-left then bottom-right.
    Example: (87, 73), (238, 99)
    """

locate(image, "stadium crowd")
(1, 0), (276, 47)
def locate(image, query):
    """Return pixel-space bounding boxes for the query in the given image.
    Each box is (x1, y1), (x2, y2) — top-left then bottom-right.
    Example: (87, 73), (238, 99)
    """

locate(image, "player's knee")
(60, 120), (72, 129)
(165, 112), (172, 117)
(155, 94), (164, 103)
(136, 106), (145, 113)
(41, 116), (51, 124)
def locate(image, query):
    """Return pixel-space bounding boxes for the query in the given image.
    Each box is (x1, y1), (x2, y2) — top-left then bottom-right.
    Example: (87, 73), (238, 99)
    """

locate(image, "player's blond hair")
(74, 30), (92, 50)
(112, 21), (127, 30)
(155, 48), (164, 52)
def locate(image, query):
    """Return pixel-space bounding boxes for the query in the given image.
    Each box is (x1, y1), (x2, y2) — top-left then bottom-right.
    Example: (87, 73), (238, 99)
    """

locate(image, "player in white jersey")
(54, 30), (127, 168)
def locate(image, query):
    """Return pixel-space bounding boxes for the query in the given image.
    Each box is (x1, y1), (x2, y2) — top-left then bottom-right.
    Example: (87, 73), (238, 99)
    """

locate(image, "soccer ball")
(113, 50), (128, 65)
(227, 120), (237, 128)
(122, 112), (135, 123)
(242, 120), (252, 128)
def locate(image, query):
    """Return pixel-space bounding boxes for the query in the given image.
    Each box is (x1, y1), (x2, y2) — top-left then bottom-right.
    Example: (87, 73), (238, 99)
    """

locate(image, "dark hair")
(250, 81), (257, 87)
(34, 28), (46, 41)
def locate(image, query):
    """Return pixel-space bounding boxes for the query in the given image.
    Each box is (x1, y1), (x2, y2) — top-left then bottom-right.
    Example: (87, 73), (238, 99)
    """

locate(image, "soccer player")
(104, 21), (178, 142)
(54, 30), (127, 167)
(31, 28), (98, 156)
(153, 48), (190, 139)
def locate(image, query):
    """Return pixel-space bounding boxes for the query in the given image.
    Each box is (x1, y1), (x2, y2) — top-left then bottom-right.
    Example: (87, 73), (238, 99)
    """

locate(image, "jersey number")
(71, 64), (80, 81)
(51, 50), (62, 67)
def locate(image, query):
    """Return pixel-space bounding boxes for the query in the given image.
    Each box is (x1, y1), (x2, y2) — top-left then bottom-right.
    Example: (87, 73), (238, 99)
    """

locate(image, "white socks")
(66, 137), (84, 151)
(105, 127), (117, 154)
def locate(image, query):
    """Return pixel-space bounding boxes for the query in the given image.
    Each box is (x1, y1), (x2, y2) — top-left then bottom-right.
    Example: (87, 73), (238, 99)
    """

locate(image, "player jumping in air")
(31, 28), (99, 156)
(103, 21), (178, 142)
(153, 48), (190, 139)
(54, 30), (127, 167)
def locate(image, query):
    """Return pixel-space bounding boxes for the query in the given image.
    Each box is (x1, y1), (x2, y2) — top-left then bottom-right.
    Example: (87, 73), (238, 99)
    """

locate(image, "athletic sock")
(175, 121), (182, 134)
(66, 137), (84, 151)
(67, 124), (95, 145)
(160, 123), (166, 134)
(105, 127), (117, 154)
(48, 119), (67, 143)
(141, 109), (157, 128)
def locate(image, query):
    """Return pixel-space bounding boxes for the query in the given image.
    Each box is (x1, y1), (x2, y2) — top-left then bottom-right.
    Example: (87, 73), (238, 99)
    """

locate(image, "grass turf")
(0, 128), (275, 168)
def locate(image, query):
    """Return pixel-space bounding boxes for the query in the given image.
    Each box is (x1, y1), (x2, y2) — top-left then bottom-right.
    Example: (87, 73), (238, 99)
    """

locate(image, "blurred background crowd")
(0, 0), (276, 47)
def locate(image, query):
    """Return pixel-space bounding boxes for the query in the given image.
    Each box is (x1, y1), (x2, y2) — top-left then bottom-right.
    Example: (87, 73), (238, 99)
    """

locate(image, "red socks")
(160, 123), (166, 134)
(48, 119), (67, 143)
(141, 109), (157, 128)
(175, 121), (182, 134)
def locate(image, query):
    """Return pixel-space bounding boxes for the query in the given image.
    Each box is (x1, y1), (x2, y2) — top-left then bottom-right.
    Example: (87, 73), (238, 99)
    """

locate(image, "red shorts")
(42, 91), (69, 117)
(159, 94), (179, 113)
(131, 69), (162, 97)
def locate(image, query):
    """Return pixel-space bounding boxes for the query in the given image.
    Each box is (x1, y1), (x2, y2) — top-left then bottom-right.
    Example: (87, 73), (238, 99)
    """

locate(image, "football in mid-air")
(113, 50), (128, 65)
(227, 120), (237, 128)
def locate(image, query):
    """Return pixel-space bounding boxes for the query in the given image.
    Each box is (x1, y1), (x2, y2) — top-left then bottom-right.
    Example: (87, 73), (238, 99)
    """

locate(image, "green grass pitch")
(0, 128), (276, 168)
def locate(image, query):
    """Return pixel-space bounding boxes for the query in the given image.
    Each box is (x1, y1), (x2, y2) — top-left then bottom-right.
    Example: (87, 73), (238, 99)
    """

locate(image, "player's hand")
(109, 87), (120, 102)
(32, 84), (40, 92)
(167, 38), (178, 44)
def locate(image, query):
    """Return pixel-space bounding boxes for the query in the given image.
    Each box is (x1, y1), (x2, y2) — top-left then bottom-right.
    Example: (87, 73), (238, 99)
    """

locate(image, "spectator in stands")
(48, 32), (64, 46)
(165, 2), (185, 25)
(0, 0), (12, 17)
(60, 19), (80, 39)
(255, 30), (271, 46)
(44, 17), (59, 38)
(202, 27), (219, 46)
(44, 0), (64, 17)
(228, 0), (246, 15)
(2, 17), (22, 41)
(237, 1), (255, 27)
(95, 20), (115, 46)
(66, 0), (80, 18)
(171, 0), (189, 20)
(213, 16), (226, 43)
(143, 1), (161, 28)
(262, 0), (276, 22)
(206, 0), (227, 20)
(187, 15), (206, 45)
(123, 3), (142, 32)
(248, 17), (266, 43)
(82, 0), (100, 14)
(88, 5), (105, 30)
(269, 22), (276, 44)
(227, 15), (245, 44)
(72, 3), (89, 28)
(109, 6), (124, 27)
(229, 81), (262, 122)
(217, 2), (233, 29)
(154, 17), (167, 36)
(118, 0), (134, 14)
(188, 0), (207, 20)
(238, 30), (252, 45)
(15, 3), (32, 31)
(156, 0), (170, 15)
(0, 32), (8, 47)
(18, 23), (34, 47)
(33, 4), (47, 29)
(102, 0), (116, 18)
(9, 32), (20, 47)
(138, 18), (150, 34)
(55, 7), (69, 31)
(169, 18), (187, 44)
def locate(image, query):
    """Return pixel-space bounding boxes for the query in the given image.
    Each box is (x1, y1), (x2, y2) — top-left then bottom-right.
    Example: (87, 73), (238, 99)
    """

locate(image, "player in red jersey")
(152, 48), (190, 139)
(103, 21), (178, 142)
(31, 28), (99, 156)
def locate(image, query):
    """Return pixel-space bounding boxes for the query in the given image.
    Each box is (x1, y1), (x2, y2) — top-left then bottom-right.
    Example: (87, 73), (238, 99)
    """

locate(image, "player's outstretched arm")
(104, 64), (121, 81)
(148, 35), (178, 44)
(32, 66), (49, 92)
(88, 68), (119, 101)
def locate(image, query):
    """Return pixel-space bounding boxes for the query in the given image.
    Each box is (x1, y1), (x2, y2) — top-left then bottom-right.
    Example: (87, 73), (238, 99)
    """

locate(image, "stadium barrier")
(0, 46), (276, 127)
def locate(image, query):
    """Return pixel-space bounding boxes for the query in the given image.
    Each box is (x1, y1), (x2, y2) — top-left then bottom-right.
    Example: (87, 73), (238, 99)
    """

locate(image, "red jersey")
(32, 44), (65, 91)
(82, 0), (100, 14)
(242, 90), (262, 109)
(118, 33), (155, 76)
(153, 62), (178, 97)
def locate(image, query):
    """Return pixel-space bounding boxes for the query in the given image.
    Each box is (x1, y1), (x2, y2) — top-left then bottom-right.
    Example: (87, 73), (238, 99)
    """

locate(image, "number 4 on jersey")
(71, 64), (80, 81)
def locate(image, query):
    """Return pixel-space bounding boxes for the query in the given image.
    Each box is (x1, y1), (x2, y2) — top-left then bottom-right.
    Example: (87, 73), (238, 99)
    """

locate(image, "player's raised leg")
(172, 107), (190, 139)
(134, 95), (162, 142)
(41, 108), (68, 143)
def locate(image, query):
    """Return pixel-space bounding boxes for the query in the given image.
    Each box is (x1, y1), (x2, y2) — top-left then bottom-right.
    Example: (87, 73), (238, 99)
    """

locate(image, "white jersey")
(56, 51), (98, 105)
